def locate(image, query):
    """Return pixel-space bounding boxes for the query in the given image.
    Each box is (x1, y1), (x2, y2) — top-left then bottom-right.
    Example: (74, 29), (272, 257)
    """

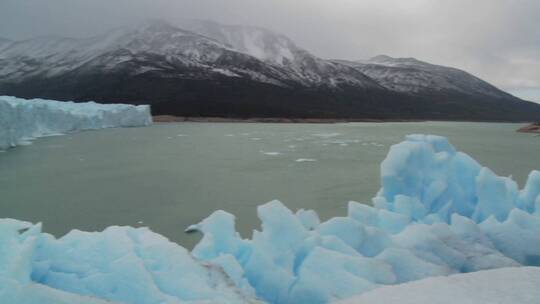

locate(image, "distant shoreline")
(152, 115), (533, 124)
(152, 115), (418, 123)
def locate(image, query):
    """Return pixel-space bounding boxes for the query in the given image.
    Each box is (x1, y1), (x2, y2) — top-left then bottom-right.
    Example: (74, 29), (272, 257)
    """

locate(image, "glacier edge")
(0, 95), (152, 150)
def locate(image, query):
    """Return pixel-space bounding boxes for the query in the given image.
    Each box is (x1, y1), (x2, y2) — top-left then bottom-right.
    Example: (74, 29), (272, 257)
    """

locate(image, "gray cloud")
(1, 0), (539, 102)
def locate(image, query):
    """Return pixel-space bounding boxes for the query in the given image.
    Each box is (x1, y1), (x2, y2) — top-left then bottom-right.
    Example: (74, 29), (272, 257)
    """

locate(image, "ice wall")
(1, 135), (539, 304)
(0, 96), (152, 150)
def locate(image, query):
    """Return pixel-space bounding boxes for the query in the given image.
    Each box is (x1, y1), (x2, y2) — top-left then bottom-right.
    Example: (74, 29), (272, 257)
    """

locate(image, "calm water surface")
(1, 122), (539, 248)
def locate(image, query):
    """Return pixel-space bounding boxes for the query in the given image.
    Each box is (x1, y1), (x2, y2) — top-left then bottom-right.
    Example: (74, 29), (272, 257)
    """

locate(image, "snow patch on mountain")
(180, 20), (299, 66)
(337, 55), (513, 98)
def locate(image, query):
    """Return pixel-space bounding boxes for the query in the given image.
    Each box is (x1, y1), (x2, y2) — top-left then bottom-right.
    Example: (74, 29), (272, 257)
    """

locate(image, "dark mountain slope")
(1, 21), (539, 121)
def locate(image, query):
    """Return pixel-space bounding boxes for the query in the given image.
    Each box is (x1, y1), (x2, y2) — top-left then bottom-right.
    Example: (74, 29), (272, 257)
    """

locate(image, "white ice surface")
(337, 267), (540, 304)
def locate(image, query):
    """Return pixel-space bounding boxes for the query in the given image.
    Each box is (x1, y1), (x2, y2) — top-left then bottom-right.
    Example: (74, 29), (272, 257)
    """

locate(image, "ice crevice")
(1, 134), (539, 303)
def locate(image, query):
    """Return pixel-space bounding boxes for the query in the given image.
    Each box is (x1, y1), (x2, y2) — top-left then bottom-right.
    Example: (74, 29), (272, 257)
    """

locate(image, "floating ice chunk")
(260, 151), (282, 156)
(295, 158), (317, 162)
(312, 133), (341, 138)
(0, 96), (152, 150)
(184, 224), (199, 233)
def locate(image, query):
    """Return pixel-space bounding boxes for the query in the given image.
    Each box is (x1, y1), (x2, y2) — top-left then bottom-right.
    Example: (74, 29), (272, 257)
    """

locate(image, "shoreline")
(152, 115), (534, 124)
(152, 115), (414, 123)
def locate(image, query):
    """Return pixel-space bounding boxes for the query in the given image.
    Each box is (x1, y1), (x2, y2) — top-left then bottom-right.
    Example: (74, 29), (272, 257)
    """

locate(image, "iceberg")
(1, 135), (539, 303)
(0, 96), (152, 150)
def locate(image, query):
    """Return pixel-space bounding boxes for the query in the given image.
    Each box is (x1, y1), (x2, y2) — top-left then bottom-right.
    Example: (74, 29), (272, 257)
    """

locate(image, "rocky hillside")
(1, 20), (539, 121)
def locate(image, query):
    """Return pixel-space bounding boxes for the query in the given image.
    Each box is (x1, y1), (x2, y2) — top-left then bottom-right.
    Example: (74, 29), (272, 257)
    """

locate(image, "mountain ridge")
(335, 55), (516, 100)
(0, 20), (539, 121)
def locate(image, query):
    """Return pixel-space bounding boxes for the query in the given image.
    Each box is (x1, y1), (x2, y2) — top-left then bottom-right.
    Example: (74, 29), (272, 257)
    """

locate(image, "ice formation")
(1, 135), (539, 304)
(189, 135), (540, 303)
(0, 96), (152, 150)
(0, 219), (258, 304)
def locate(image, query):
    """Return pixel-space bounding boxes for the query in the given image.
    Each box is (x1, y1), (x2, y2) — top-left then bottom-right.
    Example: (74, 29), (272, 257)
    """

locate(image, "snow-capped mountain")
(0, 20), (539, 121)
(0, 21), (284, 85)
(337, 55), (514, 99)
(0, 20), (380, 90)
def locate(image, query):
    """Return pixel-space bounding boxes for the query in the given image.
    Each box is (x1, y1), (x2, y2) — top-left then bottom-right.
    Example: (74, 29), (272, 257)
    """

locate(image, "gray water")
(1, 122), (539, 248)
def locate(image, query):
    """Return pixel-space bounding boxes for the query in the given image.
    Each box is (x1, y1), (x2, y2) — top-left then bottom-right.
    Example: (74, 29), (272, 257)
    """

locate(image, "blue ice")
(1, 134), (539, 303)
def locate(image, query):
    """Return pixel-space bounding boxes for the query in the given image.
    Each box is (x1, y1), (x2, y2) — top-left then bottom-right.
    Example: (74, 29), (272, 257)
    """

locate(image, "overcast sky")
(1, 0), (539, 102)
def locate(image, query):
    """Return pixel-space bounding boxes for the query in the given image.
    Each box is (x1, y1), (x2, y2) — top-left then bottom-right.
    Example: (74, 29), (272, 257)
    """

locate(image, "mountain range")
(0, 20), (539, 121)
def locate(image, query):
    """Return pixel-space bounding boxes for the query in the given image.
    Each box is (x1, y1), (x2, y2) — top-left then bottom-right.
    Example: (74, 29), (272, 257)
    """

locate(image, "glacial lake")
(1, 121), (539, 248)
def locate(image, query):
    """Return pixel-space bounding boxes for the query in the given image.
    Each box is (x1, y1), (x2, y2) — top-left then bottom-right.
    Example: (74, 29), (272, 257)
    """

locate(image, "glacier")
(0, 96), (152, 150)
(1, 134), (539, 303)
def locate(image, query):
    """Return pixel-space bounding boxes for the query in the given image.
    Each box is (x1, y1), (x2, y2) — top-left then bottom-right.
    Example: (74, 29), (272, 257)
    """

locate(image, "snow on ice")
(0, 96), (152, 150)
(1, 134), (539, 303)
(338, 267), (540, 304)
